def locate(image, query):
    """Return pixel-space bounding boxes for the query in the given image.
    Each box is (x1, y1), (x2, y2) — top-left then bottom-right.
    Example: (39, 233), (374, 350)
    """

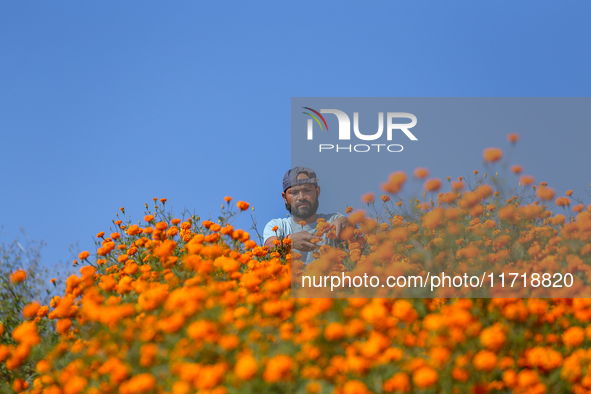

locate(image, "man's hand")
(290, 231), (318, 252)
(332, 216), (351, 240)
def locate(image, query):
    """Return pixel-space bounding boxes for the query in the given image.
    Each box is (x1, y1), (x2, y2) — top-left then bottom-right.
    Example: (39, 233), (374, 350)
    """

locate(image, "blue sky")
(1, 2), (590, 277)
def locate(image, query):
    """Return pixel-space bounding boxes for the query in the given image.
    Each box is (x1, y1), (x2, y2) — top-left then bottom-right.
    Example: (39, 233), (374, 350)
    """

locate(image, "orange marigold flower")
(56, 319), (72, 334)
(36, 360), (50, 374)
(237, 201), (250, 211)
(120, 373), (156, 394)
(263, 355), (293, 383)
(412, 366), (438, 389)
(78, 251), (90, 260)
(566, 190), (573, 196)
(380, 195), (390, 202)
(144, 215), (154, 222)
(552, 214), (565, 225)
(324, 322), (346, 341)
(155, 222), (168, 230)
(345, 207), (354, 214)
(381, 171), (406, 194)
(361, 192), (375, 204)
(383, 372), (410, 392)
(343, 380), (370, 394)
(536, 187), (555, 201)
(224, 196), (232, 203)
(510, 165), (523, 174)
(480, 324), (506, 351)
(37, 305), (49, 317)
(96, 231), (105, 238)
(10, 270), (27, 284)
(473, 350), (497, 371)
(573, 204), (585, 213)
(556, 197), (571, 207)
(483, 147), (503, 163)
(507, 133), (519, 143)
(235, 354), (258, 380)
(413, 167), (429, 179)
(160, 198), (167, 203)
(451, 180), (464, 191)
(63, 376), (86, 394)
(563, 326), (585, 347)
(423, 178), (442, 192)
(520, 175), (535, 186)
(22, 302), (41, 320)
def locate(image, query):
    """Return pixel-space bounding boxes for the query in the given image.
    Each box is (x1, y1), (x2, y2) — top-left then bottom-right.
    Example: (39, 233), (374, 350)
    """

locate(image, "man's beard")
(285, 198), (319, 219)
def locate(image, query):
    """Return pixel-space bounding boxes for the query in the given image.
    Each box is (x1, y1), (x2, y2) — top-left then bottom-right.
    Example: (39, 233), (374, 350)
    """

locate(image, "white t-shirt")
(263, 213), (344, 265)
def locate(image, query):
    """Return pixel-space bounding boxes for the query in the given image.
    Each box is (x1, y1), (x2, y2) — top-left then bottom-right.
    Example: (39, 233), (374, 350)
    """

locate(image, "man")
(263, 166), (350, 265)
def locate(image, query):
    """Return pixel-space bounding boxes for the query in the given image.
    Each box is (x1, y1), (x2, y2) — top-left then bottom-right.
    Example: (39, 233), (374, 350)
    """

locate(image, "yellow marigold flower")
(483, 147), (502, 163)
(412, 366), (438, 389)
(10, 270), (27, 284)
(235, 354), (258, 380)
(413, 167), (429, 179)
(423, 178), (442, 192)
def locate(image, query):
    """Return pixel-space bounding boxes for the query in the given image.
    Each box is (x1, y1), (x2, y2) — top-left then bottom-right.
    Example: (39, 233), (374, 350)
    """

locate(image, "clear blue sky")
(1, 2), (590, 278)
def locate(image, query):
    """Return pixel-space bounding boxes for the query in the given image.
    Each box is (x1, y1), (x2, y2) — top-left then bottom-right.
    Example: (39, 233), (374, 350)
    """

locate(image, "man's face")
(283, 183), (320, 219)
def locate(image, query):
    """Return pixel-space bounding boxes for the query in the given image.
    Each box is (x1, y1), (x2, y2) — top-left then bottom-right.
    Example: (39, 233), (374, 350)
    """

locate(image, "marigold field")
(2, 135), (591, 393)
